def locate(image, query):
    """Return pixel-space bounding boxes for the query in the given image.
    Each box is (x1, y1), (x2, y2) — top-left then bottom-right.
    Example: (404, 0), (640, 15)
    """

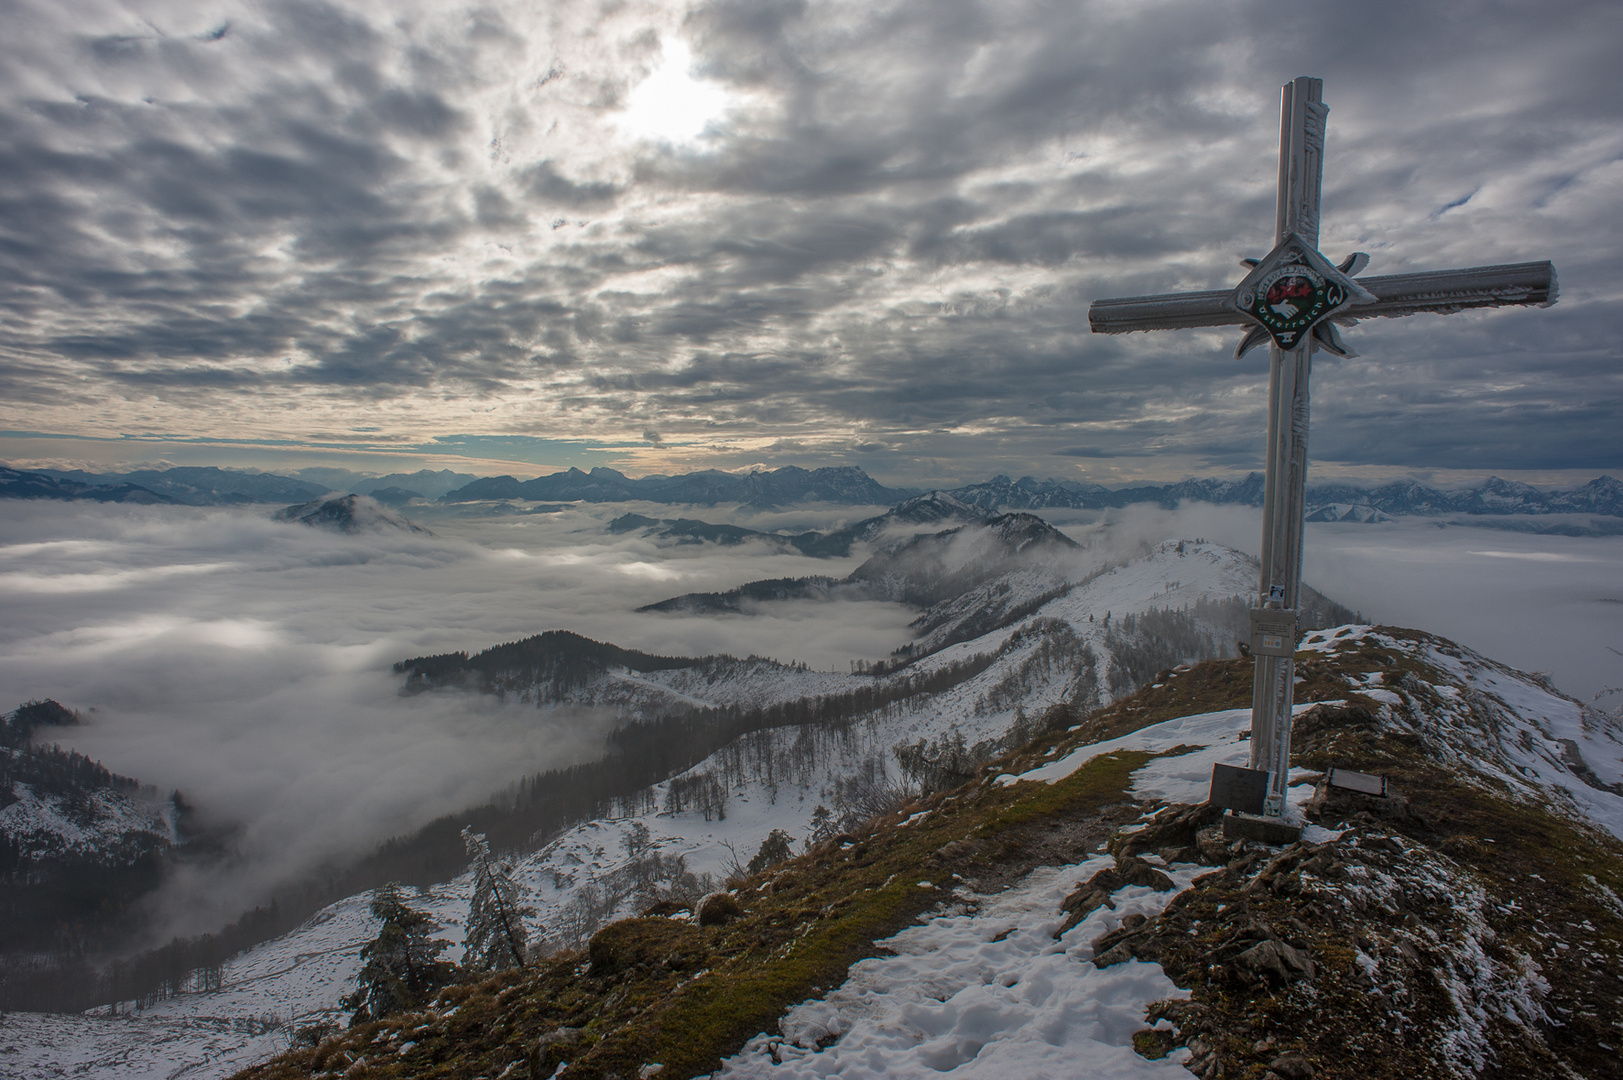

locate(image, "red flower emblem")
(1266, 275), (1313, 304)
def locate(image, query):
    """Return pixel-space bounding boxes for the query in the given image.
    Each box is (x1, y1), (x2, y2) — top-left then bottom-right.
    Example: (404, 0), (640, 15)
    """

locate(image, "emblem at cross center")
(1089, 77), (1557, 825)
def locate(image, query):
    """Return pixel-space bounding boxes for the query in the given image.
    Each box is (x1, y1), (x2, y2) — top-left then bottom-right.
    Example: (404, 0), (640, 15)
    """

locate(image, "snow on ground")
(0, 1010), (288, 1080)
(0, 775), (171, 860)
(1297, 625), (1623, 843)
(1036, 541), (1256, 631)
(534, 659), (861, 717)
(143, 883), (468, 1028)
(1006, 701), (1331, 805)
(713, 857), (1203, 1079)
(1, 882), (475, 1078)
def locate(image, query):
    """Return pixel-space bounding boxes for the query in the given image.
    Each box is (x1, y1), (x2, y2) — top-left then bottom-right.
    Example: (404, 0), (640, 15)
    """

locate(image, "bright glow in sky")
(617, 40), (730, 144)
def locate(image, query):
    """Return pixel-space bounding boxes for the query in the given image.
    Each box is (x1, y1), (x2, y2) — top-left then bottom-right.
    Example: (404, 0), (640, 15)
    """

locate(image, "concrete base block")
(1223, 812), (1303, 846)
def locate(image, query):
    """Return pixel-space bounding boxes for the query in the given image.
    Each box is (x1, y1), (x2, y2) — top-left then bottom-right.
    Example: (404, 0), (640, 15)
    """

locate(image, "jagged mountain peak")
(885, 489), (984, 523)
(984, 510), (1082, 552)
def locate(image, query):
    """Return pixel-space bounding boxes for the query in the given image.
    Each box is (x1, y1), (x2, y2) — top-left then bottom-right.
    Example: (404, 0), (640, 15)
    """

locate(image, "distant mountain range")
(439, 464), (917, 508)
(0, 466), (477, 507)
(948, 472), (1623, 518)
(3, 462), (1620, 519)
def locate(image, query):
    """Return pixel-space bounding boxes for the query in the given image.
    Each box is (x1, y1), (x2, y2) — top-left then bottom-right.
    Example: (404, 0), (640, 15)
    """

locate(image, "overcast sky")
(1, 0), (1618, 487)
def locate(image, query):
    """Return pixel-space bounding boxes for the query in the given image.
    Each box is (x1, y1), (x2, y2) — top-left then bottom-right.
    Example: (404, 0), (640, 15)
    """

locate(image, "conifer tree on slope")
(341, 882), (455, 1024)
(462, 828), (534, 972)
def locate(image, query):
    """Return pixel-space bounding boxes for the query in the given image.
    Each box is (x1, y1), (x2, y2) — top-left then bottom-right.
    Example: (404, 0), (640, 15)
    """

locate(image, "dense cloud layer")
(3, 498), (1618, 940)
(0, 500), (916, 930)
(0, 0), (1618, 484)
(1083, 502), (1623, 708)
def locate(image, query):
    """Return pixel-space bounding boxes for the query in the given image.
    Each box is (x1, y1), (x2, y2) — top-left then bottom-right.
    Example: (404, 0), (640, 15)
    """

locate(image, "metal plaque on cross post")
(1089, 77), (1557, 825)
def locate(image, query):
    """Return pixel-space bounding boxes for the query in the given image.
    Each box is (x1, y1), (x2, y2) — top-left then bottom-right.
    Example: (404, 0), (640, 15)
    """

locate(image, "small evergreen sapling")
(462, 828), (535, 973)
(806, 804), (836, 848)
(341, 882), (455, 1024)
(747, 828), (795, 874)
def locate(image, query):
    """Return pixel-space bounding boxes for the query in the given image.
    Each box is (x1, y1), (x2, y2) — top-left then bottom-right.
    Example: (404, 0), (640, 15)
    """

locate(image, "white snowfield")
(0, 776), (171, 861)
(8, 546), (1620, 1079)
(715, 857), (1202, 1080)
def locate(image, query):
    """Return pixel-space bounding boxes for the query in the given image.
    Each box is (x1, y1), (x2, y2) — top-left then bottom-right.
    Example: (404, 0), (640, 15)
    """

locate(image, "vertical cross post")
(1251, 77), (1325, 816)
(1087, 76), (1556, 832)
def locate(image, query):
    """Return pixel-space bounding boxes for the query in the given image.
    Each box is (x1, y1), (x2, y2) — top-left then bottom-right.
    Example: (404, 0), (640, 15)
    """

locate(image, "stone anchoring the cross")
(1089, 77), (1557, 838)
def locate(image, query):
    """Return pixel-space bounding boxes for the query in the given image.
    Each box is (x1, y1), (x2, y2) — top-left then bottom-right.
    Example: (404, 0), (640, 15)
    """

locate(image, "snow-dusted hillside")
(272, 493), (430, 535)
(13, 542), (1619, 1080)
(1, 709), (179, 959)
(0, 769), (172, 865)
(3, 539), (1264, 1075)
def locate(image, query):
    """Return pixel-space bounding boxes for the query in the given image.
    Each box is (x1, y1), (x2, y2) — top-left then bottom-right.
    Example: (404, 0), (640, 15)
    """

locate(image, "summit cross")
(1089, 76), (1557, 825)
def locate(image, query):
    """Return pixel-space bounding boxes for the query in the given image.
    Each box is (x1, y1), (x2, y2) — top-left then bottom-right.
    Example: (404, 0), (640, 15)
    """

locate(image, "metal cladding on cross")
(1085, 76), (1558, 830)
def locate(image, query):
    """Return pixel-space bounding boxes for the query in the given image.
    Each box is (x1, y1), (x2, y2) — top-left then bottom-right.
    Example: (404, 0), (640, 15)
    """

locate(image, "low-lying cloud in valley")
(0, 500), (919, 933)
(1065, 502), (1623, 706)
(2, 497), (1619, 940)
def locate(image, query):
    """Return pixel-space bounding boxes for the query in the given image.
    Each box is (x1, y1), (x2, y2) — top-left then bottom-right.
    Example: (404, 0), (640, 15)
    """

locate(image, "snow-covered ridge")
(0, 772), (172, 864)
(1297, 625), (1623, 841)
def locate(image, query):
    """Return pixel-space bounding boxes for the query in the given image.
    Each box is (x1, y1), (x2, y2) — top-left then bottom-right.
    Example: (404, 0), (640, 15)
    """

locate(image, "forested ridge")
(0, 645), (998, 1014)
(1, 701), (186, 1008)
(396, 629), (720, 696)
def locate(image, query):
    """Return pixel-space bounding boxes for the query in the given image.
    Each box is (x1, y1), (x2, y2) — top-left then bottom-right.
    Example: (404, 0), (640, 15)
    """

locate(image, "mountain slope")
(4, 539), (1266, 1073)
(224, 625), (1623, 1080)
(637, 503), (1070, 629)
(1, 702), (179, 955)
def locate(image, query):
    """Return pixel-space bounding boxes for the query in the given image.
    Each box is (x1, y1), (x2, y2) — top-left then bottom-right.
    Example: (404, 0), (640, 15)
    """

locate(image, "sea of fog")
(0, 498), (1619, 936)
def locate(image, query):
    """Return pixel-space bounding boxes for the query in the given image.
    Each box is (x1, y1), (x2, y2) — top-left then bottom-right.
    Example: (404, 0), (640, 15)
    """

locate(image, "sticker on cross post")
(1249, 607), (1298, 657)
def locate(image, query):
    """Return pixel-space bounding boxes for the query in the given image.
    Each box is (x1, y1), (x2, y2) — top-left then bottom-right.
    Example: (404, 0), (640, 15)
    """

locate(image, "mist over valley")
(1, 473), (1620, 1078)
(4, 487), (1619, 939)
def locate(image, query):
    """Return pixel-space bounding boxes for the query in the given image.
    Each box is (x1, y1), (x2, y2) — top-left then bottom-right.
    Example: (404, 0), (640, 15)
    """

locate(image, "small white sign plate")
(1248, 607), (1298, 658)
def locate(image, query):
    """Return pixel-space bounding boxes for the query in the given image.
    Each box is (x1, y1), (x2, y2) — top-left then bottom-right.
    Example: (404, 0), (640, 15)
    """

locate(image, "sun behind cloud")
(616, 38), (730, 145)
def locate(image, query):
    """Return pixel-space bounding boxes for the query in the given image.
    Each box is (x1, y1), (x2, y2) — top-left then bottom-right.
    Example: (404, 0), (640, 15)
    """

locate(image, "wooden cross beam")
(1088, 77), (1557, 823)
